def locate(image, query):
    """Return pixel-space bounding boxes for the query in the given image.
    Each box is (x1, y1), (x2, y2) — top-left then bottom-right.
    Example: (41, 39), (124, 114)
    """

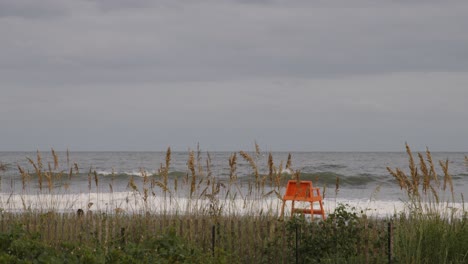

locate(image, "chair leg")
(319, 200), (325, 219)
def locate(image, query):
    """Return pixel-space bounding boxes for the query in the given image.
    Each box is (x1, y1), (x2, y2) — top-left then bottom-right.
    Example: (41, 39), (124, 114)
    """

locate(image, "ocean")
(1, 151), (466, 217)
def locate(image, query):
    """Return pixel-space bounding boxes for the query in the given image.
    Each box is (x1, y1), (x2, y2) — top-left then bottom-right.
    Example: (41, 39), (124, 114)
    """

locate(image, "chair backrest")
(283, 180), (313, 200)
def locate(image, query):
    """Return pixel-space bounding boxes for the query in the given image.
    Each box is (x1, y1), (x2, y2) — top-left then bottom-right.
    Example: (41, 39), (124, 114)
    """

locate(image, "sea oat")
(51, 148), (59, 170)
(66, 148), (70, 167)
(426, 148), (439, 186)
(267, 153), (274, 177)
(239, 151), (259, 182)
(254, 141), (261, 159)
(286, 153), (292, 170)
(27, 157), (42, 191)
(335, 176), (340, 196)
(405, 143), (419, 193)
(229, 153), (237, 182)
(439, 159), (454, 201)
(418, 153), (430, 194)
(188, 150), (196, 197)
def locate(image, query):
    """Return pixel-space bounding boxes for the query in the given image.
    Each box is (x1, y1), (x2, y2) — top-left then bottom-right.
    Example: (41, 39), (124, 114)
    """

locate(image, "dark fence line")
(0, 213), (392, 263)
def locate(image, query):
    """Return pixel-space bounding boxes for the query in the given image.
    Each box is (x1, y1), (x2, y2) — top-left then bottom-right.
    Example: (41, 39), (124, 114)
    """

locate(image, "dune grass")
(0, 144), (466, 263)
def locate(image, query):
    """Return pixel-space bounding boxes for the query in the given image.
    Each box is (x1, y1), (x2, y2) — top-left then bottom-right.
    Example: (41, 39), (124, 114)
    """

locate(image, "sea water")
(0, 151), (466, 217)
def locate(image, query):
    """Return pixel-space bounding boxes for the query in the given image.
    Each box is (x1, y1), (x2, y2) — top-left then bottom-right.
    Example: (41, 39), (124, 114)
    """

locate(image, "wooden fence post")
(388, 221), (393, 264)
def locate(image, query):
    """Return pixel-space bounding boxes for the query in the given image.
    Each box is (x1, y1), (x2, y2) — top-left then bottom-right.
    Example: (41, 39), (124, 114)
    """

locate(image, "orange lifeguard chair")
(280, 180), (325, 219)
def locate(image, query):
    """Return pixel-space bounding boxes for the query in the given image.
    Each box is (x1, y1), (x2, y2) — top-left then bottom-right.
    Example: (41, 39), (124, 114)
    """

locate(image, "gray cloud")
(1, 0), (467, 85)
(1, 0), (467, 151)
(0, 0), (71, 19)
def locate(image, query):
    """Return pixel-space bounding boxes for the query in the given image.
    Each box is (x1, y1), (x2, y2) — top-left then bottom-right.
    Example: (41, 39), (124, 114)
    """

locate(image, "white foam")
(0, 192), (464, 218)
(94, 170), (156, 177)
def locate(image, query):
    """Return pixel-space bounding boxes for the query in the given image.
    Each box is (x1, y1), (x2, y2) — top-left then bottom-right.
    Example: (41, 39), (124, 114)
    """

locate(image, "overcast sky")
(1, 0), (468, 152)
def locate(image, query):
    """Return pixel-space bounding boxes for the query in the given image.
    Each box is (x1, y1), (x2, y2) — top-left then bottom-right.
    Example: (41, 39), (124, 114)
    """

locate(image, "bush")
(0, 225), (227, 264)
(263, 204), (387, 264)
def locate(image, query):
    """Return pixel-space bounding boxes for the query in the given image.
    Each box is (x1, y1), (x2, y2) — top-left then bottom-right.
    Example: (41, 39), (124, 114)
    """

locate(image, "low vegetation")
(0, 143), (466, 263)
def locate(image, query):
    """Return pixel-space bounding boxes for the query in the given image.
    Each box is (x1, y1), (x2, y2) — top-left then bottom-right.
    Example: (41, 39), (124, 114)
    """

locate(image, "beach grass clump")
(393, 213), (468, 264)
(386, 143), (460, 216)
(386, 143), (468, 264)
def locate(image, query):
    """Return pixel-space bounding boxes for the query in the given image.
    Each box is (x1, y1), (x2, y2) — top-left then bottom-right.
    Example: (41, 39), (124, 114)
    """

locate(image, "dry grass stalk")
(387, 167), (401, 188)
(396, 168), (413, 195)
(94, 170), (99, 188)
(389, 144), (458, 209)
(429, 185), (440, 203)
(46, 162), (53, 191)
(45, 171), (53, 192)
(87, 168), (92, 191)
(229, 153), (237, 182)
(188, 150), (196, 197)
(66, 148), (70, 167)
(18, 165), (29, 190)
(267, 153), (274, 178)
(426, 148), (439, 186)
(152, 179), (168, 192)
(165, 147), (171, 171)
(335, 176), (340, 196)
(37, 150), (43, 171)
(143, 188), (149, 203)
(239, 151), (259, 182)
(439, 159), (454, 201)
(163, 147), (171, 189)
(370, 184), (382, 202)
(141, 169), (150, 190)
(27, 157), (42, 191)
(51, 148), (59, 170)
(254, 141), (261, 159)
(286, 153), (292, 170)
(206, 152), (212, 179)
(74, 163), (79, 175)
(196, 143), (204, 178)
(418, 153), (430, 194)
(128, 176), (138, 192)
(405, 143), (419, 195)
(391, 168), (406, 190)
(275, 161), (283, 188)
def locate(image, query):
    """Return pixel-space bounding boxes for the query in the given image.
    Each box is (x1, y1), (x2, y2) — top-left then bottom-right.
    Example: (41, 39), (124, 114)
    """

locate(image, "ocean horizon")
(1, 151), (466, 217)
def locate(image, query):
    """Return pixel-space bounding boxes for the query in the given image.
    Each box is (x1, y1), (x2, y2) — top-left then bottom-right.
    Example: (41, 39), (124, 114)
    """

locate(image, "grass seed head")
(51, 148), (59, 170)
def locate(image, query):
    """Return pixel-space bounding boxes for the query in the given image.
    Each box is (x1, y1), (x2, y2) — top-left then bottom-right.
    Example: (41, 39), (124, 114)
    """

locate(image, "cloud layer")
(1, 0), (468, 151)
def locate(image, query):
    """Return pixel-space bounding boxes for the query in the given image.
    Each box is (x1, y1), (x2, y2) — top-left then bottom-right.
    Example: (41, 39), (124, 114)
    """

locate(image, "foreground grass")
(0, 204), (466, 263)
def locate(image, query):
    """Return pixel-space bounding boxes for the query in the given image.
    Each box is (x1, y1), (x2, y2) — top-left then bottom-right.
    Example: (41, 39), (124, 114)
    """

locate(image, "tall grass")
(0, 144), (466, 263)
(386, 143), (467, 264)
(386, 143), (460, 216)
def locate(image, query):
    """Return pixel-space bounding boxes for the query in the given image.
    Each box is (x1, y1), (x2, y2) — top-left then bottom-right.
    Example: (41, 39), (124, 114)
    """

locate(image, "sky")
(1, 0), (468, 152)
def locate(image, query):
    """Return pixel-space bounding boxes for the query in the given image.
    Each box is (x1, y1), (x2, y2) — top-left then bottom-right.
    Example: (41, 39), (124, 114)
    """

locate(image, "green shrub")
(0, 225), (226, 264)
(263, 204), (387, 264)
